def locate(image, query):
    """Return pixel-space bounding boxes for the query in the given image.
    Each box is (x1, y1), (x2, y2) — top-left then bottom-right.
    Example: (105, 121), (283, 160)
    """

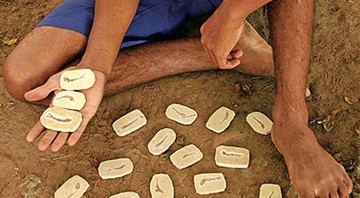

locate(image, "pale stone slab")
(246, 112), (273, 135)
(306, 87), (311, 98)
(112, 109), (147, 137)
(109, 192), (140, 198)
(60, 69), (96, 90)
(148, 128), (176, 155)
(215, 145), (250, 169)
(206, 107), (236, 133)
(260, 184), (282, 198)
(54, 175), (89, 198)
(165, 103), (198, 125)
(194, 173), (226, 195)
(53, 91), (86, 111)
(170, 144), (203, 170)
(40, 107), (82, 132)
(150, 174), (174, 198)
(98, 158), (134, 180)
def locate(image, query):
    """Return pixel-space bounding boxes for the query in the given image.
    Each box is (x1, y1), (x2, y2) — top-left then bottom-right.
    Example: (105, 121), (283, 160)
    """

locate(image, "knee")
(3, 52), (41, 102)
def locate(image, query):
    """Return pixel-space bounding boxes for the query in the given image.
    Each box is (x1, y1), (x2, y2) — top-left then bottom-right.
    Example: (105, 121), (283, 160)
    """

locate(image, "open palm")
(25, 67), (106, 152)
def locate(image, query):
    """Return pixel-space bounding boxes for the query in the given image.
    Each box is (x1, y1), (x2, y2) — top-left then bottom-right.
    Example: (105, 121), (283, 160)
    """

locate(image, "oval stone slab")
(60, 69), (96, 90)
(40, 107), (82, 132)
(109, 192), (140, 198)
(260, 184), (282, 198)
(206, 107), (236, 133)
(53, 91), (86, 111)
(150, 174), (174, 198)
(170, 144), (203, 170)
(54, 175), (89, 198)
(246, 112), (273, 135)
(165, 103), (198, 125)
(148, 128), (176, 155)
(215, 145), (250, 169)
(98, 158), (134, 180)
(112, 109), (147, 137)
(194, 173), (226, 195)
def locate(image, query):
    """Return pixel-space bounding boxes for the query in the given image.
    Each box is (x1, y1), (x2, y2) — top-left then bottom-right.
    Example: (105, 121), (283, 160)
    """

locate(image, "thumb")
(24, 75), (60, 102)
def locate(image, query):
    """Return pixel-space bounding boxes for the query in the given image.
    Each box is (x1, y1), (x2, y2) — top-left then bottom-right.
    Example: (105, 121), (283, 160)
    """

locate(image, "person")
(2, 0), (353, 197)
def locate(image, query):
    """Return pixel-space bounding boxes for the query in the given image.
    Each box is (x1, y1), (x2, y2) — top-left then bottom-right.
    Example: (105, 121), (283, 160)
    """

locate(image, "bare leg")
(3, 27), (87, 103)
(269, 0), (353, 197)
(3, 22), (274, 100)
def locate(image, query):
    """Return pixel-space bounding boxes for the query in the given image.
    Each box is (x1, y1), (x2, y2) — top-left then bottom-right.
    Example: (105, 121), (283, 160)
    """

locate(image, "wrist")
(219, 0), (248, 23)
(77, 61), (111, 80)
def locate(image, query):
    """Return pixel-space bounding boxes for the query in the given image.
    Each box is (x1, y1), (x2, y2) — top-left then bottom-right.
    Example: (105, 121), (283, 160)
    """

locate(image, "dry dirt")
(0, 0), (359, 197)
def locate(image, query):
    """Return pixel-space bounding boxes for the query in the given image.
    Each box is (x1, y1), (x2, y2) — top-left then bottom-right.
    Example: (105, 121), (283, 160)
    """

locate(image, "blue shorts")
(36, 0), (222, 49)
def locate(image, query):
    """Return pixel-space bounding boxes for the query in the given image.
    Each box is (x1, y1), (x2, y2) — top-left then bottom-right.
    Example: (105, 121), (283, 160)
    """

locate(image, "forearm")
(221, 0), (273, 20)
(79, 0), (139, 78)
(269, 0), (314, 113)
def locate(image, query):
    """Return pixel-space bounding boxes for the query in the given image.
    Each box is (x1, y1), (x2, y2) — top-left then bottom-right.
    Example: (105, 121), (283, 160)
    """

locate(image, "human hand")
(200, 2), (245, 69)
(24, 66), (106, 152)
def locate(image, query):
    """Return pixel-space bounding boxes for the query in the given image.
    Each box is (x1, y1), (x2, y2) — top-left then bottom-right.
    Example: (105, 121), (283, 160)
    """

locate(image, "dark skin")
(269, 1), (353, 197)
(2, 0), (353, 197)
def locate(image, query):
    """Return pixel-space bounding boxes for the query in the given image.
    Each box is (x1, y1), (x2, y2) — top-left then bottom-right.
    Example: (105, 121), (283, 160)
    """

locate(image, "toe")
(330, 189), (340, 198)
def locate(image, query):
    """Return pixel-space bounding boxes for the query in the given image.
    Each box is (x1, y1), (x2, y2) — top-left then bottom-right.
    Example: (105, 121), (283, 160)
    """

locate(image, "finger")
(224, 58), (241, 69)
(37, 130), (58, 151)
(230, 50), (244, 59)
(343, 175), (353, 194)
(330, 190), (340, 198)
(338, 178), (350, 198)
(50, 132), (70, 152)
(67, 114), (92, 146)
(24, 75), (60, 102)
(27, 121), (45, 142)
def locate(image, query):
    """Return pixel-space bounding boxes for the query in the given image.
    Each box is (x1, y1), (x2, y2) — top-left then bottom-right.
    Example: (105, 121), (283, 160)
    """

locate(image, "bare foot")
(233, 21), (274, 77)
(272, 103), (353, 198)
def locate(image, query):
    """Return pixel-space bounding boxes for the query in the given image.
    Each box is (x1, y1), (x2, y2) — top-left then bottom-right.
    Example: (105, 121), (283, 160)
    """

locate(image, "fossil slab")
(206, 107), (236, 133)
(170, 144), (203, 170)
(60, 69), (96, 90)
(150, 174), (174, 198)
(98, 158), (134, 180)
(112, 109), (147, 137)
(54, 175), (89, 198)
(40, 107), (82, 132)
(148, 128), (176, 155)
(246, 112), (273, 135)
(165, 103), (198, 125)
(108, 192), (140, 198)
(52, 91), (86, 111)
(215, 145), (250, 169)
(194, 173), (226, 195)
(260, 184), (282, 198)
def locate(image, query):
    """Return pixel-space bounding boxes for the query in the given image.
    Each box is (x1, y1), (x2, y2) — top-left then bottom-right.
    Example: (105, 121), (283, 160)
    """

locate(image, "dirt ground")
(0, 0), (359, 197)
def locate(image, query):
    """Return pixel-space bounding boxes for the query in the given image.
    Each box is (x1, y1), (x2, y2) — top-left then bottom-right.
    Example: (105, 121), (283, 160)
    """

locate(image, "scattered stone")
(215, 145), (250, 169)
(165, 103), (198, 125)
(148, 128), (176, 156)
(170, 144), (203, 170)
(54, 175), (89, 198)
(98, 158), (134, 180)
(150, 174), (174, 198)
(246, 112), (273, 135)
(112, 109), (147, 137)
(194, 173), (226, 195)
(206, 107), (236, 133)
(259, 184), (282, 198)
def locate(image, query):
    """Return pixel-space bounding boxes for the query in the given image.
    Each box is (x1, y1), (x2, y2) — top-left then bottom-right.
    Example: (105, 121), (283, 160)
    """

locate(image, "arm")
(79, 0), (140, 78)
(26, 0), (140, 151)
(200, 0), (272, 69)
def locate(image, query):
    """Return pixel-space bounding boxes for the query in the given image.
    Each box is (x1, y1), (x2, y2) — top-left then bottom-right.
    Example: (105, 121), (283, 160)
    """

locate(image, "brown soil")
(0, 0), (359, 197)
